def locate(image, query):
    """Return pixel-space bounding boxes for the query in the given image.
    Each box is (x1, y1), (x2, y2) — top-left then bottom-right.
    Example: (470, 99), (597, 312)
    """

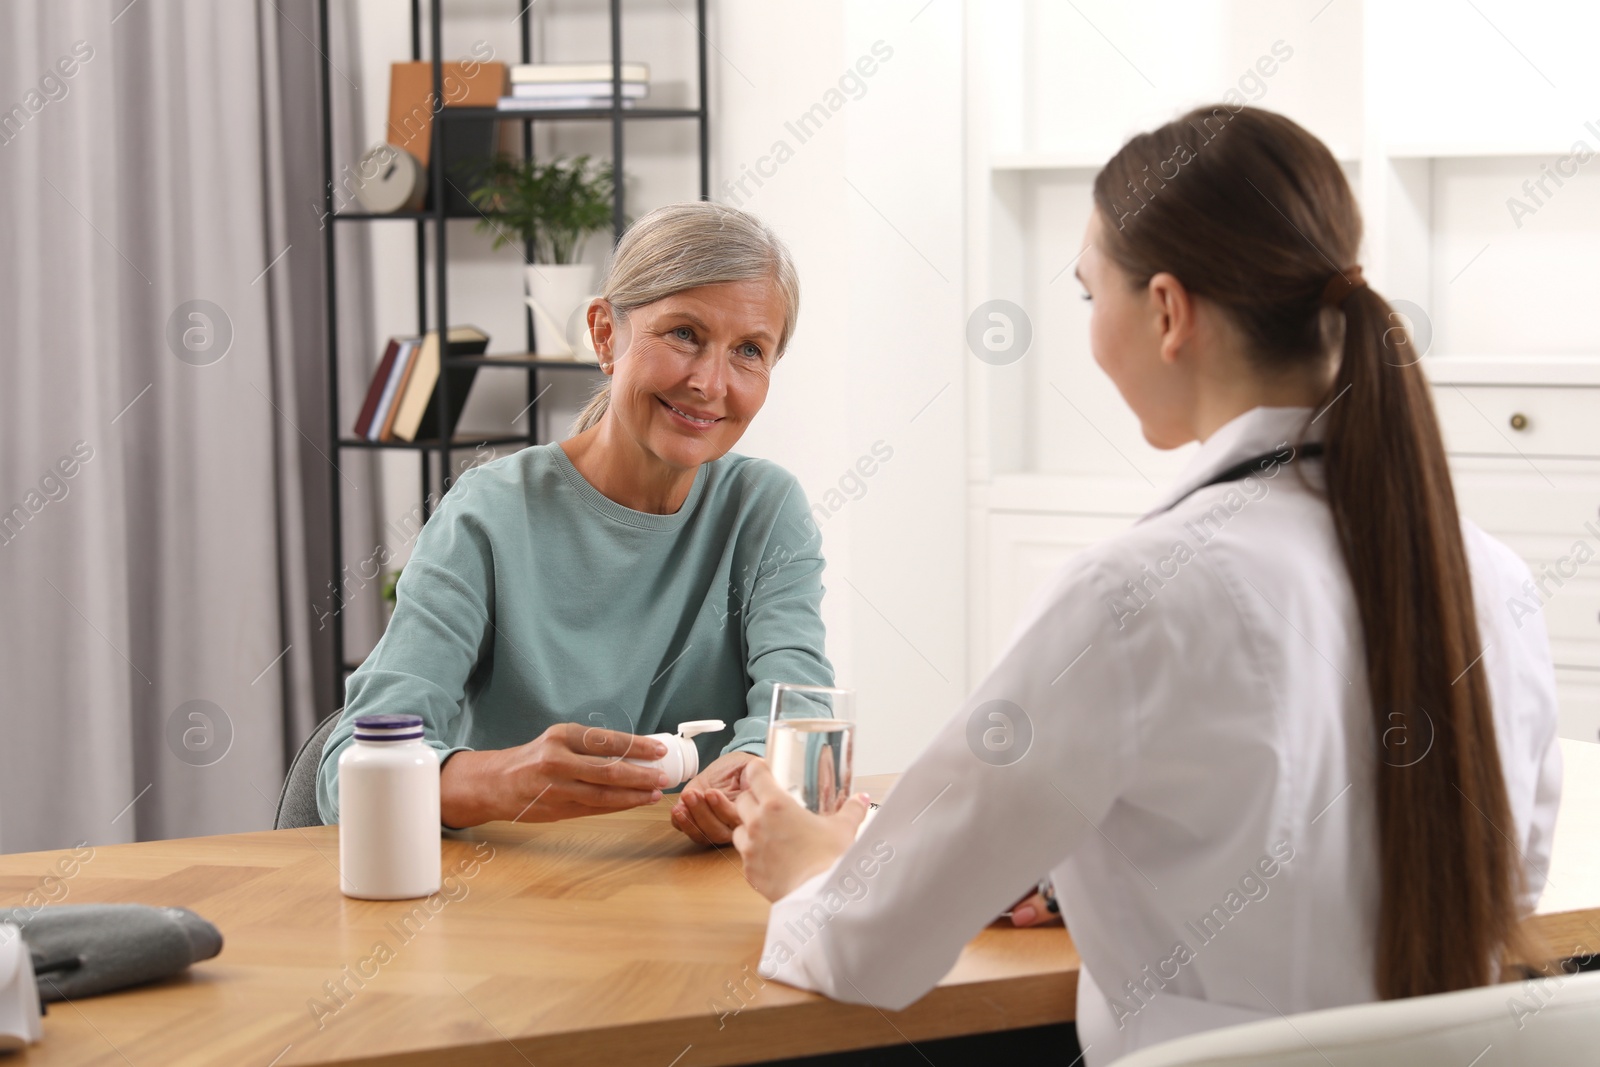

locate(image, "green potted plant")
(467, 154), (615, 360)
(381, 568), (401, 619)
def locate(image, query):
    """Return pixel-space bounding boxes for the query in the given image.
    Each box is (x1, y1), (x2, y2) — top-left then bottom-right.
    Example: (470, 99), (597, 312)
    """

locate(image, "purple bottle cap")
(353, 713), (425, 742)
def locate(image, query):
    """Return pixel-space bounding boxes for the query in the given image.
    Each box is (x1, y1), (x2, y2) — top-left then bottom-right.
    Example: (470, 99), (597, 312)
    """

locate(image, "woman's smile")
(658, 395), (723, 430)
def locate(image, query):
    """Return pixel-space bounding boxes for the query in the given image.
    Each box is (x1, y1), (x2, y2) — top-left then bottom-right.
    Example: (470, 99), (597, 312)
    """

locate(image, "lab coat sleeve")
(1465, 521), (1564, 916)
(1515, 598), (1562, 916)
(1521, 732), (1563, 915)
(1493, 541), (1563, 917)
(757, 558), (1139, 1010)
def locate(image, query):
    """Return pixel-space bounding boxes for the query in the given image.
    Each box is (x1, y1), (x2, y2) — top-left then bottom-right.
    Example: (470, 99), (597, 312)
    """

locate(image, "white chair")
(1106, 970), (1600, 1066)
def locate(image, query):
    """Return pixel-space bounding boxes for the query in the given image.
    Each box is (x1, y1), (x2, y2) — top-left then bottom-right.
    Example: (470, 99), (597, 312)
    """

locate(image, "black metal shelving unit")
(315, 0), (711, 711)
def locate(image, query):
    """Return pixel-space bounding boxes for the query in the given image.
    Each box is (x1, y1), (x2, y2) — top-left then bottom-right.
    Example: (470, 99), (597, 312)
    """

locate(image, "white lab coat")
(758, 406), (1562, 1066)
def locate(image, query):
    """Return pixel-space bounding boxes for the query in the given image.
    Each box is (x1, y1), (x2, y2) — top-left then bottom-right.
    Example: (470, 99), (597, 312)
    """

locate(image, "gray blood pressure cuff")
(0, 904), (222, 1001)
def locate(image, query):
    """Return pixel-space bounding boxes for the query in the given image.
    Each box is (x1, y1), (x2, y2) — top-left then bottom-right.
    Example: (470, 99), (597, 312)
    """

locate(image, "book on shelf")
(391, 326), (492, 442)
(378, 339), (423, 440)
(510, 80), (647, 99)
(353, 327), (490, 443)
(365, 338), (418, 441)
(496, 96), (639, 111)
(353, 337), (402, 438)
(510, 62), (649, 84)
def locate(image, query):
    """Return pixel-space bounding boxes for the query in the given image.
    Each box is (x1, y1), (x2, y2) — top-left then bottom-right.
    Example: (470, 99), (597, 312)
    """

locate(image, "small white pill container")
(625, 719), (726, 789)
(338, 713), (441, 900)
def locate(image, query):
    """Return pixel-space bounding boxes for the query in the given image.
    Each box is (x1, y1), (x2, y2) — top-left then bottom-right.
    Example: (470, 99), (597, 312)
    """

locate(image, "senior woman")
(315, 201), (833, 845)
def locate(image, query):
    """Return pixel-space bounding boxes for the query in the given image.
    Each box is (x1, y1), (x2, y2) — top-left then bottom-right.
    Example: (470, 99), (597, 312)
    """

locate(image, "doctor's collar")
(1139, 405), (1323, 520)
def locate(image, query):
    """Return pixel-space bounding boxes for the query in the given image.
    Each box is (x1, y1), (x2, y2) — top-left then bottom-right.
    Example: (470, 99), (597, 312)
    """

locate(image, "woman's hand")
(439, 723), (669, 827)
(731, 758), (871, 901)
(671, 750), (757, 846)
(1006, 881), (1063, 927)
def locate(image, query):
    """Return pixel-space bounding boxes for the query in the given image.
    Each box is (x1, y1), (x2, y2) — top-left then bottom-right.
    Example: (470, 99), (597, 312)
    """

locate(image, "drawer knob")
(1509, 412), (1529, 431)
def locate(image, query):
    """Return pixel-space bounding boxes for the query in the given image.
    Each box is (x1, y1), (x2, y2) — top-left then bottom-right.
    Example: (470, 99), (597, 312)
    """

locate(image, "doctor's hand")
(438, 723), (668, 827)
(731, 758), (872, 902)
(671, 750), (756, 847)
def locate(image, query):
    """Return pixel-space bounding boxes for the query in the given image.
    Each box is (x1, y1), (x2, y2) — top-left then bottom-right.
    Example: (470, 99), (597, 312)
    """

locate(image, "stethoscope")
(1155, 440), (1325, 515)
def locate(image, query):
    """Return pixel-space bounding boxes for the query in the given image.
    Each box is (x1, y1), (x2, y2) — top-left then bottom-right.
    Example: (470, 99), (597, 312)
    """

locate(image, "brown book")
(353, 337), (401, 438)
(387, 61), (506, 166)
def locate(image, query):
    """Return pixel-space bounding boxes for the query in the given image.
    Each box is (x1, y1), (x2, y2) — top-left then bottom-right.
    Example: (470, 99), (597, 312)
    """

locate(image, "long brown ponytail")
(1093, 106), (1523, 998)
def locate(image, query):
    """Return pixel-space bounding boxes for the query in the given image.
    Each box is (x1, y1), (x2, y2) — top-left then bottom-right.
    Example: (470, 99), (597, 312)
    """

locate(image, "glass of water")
(766, 684), (855, 814)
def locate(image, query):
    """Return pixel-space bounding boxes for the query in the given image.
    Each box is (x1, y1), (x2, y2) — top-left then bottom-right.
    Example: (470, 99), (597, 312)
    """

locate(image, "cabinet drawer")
(1475, 529), (1600, 672)
(1432, 385), (1600, 458)
(1450, 460), (1600, 672)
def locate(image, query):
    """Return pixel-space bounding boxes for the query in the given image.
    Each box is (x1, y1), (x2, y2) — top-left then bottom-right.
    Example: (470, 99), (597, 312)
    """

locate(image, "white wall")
(681, 0), (966, 773)
(346, 1), (969, 773)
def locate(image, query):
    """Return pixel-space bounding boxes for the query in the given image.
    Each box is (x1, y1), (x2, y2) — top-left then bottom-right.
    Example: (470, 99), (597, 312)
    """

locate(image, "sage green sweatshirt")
(316, 444), (834, 824)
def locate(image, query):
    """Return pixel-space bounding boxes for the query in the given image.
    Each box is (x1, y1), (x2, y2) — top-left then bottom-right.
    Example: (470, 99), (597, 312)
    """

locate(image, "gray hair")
(570, 201), (801, 435)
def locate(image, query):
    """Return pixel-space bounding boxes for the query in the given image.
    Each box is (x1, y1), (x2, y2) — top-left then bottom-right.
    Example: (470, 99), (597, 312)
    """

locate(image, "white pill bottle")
(626, 719), (726, 788)
(338, 713), (441, 900)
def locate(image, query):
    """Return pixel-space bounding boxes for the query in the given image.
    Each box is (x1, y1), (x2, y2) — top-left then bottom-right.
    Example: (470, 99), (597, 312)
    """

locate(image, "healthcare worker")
(728, 105), (1562, 1065)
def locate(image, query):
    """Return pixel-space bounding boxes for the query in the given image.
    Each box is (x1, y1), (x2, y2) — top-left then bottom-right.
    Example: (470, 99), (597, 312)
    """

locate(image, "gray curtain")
(0, 0), (383, 851)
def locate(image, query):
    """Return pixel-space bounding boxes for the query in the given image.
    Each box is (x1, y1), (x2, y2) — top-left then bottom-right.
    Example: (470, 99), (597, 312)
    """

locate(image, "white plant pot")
(525, 263), (599, 361)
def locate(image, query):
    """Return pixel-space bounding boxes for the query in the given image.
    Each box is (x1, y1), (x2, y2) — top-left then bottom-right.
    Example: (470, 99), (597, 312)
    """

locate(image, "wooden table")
(0, 775), (1076, 1066)
(3, 746), (1598, 1067)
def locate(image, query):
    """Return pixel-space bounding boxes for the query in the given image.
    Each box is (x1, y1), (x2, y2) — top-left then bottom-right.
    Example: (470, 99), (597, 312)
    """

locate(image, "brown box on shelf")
(386, 60), (506, 166)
